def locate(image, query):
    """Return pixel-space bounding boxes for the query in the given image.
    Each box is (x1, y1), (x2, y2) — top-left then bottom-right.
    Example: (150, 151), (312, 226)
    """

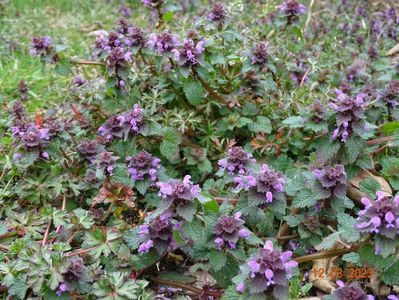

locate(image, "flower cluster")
(172, 39), (205, 67)
(148, 31), (178, 54)
(94, 151), (119, 175)
(138, 214), (176, 254)
(308, 99), (327, 123)
(156, 175), (200, 220)
(244, 164), (285, 206)
(213, 212), (250, 250)
(10, 101), (25, 120)
(98, 104), (144, 141)
(29, 36), (52, 56)
(313, 164), (347, 200)
(290, 60), (308, 86)
(12, 122), (51, 160)
(278, 0), (306, 24)
(141, 0), (163, 9)
(236, 241), (297, 297)
(250, 42), (270, 66)
(126, 151), (161, 183)
(355, 192), (399, 255)
(330, 89), (366, 143)
(208, 3), (227, 23)
(117, 18), (146, 49)
(18, 80), (29, 101)
(380, 80), (399, 109)
(331, 281), (374, 300)
(218, 146), (256, 176)
(61, 257), (90, 292)
(77, 139), (104, 162)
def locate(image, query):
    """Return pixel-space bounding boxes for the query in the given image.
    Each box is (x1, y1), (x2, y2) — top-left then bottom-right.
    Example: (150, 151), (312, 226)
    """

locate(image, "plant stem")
(148, 276), (223, 297)
(294, 248), (353, 264)
(41, 219), (52, 246)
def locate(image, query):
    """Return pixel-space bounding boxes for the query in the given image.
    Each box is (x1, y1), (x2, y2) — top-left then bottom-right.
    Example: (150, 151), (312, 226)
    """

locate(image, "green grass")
(0, 0), (137, 110)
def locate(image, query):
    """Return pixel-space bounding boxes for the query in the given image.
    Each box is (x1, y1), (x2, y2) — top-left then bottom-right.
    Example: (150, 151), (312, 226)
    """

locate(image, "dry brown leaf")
(309, 257), (337, 294)
(347, 169), (392, 204)
(387, 44), (399, 57)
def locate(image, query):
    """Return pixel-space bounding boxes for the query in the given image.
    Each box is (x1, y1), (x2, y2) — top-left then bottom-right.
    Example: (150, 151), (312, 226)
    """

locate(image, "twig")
(294, 247), (354, 264)
(0, 244), (9, 251)
(41, 219), (52, 246)
(304, 0), (315, 33)
(56, 193), (67, 234)
(192, 69), (228, 106)
(214, 197), (238, 205)
(67, 229), (80, 245)
(148, 276), (223, 297)
(71, 60), (105, 66)
(65, 246), (99, 257)
(367, 136), (394, 146)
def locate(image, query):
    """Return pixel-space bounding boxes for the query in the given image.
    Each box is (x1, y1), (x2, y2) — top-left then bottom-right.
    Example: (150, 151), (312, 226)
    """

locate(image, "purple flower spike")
(330, 89), (366, 143)
(172, 38), (205, 67)
(208, 3), (227, 23)
(156, 175), (200, 220)
(246, 164), (285, 207)
(236, 282), (245, 293)
(355, 191), (399, 256)
(30, 36), (52, 56)
(237, 240), (298, 296)
(333, 281), (374, 300)
(126, 151), (161, 183)
(218, 146), (256, 176)
(213, 212), (249, 250)
(278, 0), (306, 24)
(250, 42), (270, 66)
(148, 31), (178, 54)
(138, 214), (176, 254)
(313, 164), (347, 201)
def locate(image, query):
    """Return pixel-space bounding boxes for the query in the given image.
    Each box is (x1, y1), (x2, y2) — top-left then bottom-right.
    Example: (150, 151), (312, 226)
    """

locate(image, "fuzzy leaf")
(183, 81), (204, 106)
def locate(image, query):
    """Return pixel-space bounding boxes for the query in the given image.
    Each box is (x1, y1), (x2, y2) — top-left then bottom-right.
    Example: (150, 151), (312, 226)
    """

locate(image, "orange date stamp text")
(310, 267), (374, 280)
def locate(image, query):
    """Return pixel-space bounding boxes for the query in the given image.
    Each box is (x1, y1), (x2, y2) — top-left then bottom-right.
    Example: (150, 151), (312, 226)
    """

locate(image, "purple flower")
(98, 104), (144, 141)
(56, 282), (68, 296)
(72, 76), (88, 87)
(106, 47), (132, 69)
(278, 0), (306, 24)
(250, 42), (270, 66)
(10, 101), (25, 120)
(117, 18), (146, 49)
(333, 281), (374, 300)
(94, 151), (119, 175)
(119, 4), (132, 17)
(308, 99), (327, 123)
(138, 214), (175, 254)
(138, 239), (154, 253)
(247, 164), (285, 207)
(213, 212), (250, 250)
(126, 151), (161, 183)
(355, 192), (399, 255)
(46, 119), (63, 138)
(330, 89), (366, 143)
(236, 241), (297, 297)
(290, 60), (308, 86)
(18, 124), (50, 150)
(233, 175), (257, 190)
(148, 31), (178, 54)
(77, 139), (104, 162)
(313, 164), (347, 200)
(18, 80), (29, 101)
(156, 175), (200, 220)
(218, 146), (256, 176)
(142, 0), (163, 8)
(62, 257), (90, 291)
(380, 80), (399, 108)
(172, 39), (205, 67)
(29, 36), (52, 56)
(388, 295), (399, 300)
(208, 3), (227, 23)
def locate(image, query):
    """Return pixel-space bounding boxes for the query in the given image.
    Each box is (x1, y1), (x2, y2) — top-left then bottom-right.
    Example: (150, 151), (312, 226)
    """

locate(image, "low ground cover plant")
(1, 0), (399, 299)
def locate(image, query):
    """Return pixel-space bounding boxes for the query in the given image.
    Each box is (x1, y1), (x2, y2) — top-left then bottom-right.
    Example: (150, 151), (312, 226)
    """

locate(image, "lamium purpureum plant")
(355, 191), (399, 257)
(233, 241), (298, 299)
(4, 0), (399, 299)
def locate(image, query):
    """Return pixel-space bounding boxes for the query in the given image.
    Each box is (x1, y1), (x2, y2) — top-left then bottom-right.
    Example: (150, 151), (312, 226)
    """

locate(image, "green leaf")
(337, 213), (360, 243)
(247, 116), (272, 133)
(359, 178), (381, 198)
(358, 244), (395, 270)
(124, 227), (143, 250)
(344, 137), (365, 164)
(176, 203), (197, 221)
(73, 208), (94, 229)
(315, 232), (340, 250)
(292, 189), (318, 208)
(8, 275), (27, 300)
(209, 249), (227, 271)
(317, 139), (340, 162)
(381, 261), (399, 285)
(160, 128), (182, 163)
(181, 217), (206, 244)
(111, 164), (134, 187)
(380, 121), (399, 135)
(211, 255), (239, 288)
(183, 81), (204, 106)
(282, 116), (304, 128)
(135, 179), (150, 195)
(342, 252), (360, 265)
